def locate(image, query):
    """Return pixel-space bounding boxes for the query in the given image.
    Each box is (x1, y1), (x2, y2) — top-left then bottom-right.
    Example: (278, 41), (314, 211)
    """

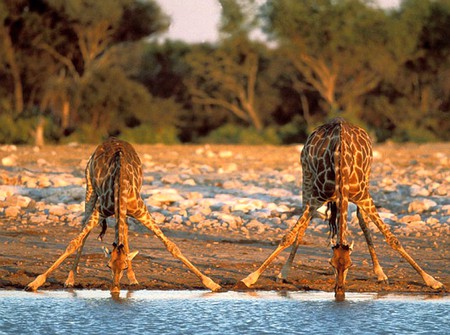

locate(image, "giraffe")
(25, 137), (222, 293)
(238, 118), (443, 300)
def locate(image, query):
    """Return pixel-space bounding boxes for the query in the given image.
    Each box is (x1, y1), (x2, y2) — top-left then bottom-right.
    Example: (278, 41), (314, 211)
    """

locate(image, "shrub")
(120, 123), (180, 144)
(201, 124), (281, 144)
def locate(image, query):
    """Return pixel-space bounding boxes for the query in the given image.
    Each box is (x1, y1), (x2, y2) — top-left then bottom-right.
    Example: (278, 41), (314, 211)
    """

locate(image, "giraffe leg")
(239, 205), (313, 288)
(122, 222), (138, 285)
(276, 216), (310, 283)
(356, 208), (388, 283)
(25, 209), (100, 291)
(132, 203), (222, 292)
(65, 190), (98, 288)
(361, 199), (443, 290)
(64, 231), (91, 287)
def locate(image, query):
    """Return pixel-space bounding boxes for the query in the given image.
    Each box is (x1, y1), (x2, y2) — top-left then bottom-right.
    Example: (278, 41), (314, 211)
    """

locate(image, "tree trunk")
(0, 26), (24, 114)
(35, 117), (45, 147)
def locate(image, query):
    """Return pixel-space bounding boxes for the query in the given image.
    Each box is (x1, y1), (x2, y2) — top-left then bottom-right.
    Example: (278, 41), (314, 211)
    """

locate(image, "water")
(0, 290), (448, 335)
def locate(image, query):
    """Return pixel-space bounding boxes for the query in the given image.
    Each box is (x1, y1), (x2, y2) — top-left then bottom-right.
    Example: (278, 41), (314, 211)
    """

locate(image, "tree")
(262, 0), (398, 121)
(184, 0), (266, 130)
(0, 0), (170, 144)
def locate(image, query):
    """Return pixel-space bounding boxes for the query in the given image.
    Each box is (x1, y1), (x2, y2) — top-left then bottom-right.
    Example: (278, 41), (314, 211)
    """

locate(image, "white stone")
(149, 190), (184, 204)
(410, 184), (430, 197)
(4, 206), (20, 217)
(408, 199), (437, 213)
(48, 204), (66, 216)
(1, 155), (17, 166)
(151, 212), (166, 224)
(218, 150), (233, 158)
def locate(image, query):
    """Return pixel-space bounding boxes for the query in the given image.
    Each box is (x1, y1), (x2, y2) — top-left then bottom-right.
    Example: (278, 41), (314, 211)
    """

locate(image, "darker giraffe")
(25, 138), (222, 293)
(238, 118), (443, 299)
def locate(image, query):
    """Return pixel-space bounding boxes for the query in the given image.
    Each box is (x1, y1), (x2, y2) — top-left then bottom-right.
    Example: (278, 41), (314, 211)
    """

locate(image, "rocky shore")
(0, 142), (449, 292)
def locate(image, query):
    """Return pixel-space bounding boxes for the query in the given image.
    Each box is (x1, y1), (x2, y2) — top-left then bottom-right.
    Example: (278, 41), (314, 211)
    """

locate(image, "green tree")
(262, 0), (398, 121)
(184, 0), (267, 130)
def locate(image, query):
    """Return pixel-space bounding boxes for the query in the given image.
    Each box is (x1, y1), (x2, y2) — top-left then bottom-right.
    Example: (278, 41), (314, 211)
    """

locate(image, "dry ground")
(0, 143), (449, 295)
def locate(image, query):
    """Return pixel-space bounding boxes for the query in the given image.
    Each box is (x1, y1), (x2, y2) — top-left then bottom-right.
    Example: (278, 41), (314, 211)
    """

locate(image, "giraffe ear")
(102, 246), (111, 257)
(349, 241), (354, 253)
(127, 250), (139, 261)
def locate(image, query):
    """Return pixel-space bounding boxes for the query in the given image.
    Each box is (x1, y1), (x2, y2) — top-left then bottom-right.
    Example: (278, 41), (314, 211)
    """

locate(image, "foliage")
(120, 124), (179, 144)
(0, 0), (449, 144)
(202, 124), (280, 145)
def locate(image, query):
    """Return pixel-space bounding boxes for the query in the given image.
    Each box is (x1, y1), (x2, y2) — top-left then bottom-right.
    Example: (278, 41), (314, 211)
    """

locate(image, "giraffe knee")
(165, 240), (182, 257)
(386, 235), (402, 250)
(65, 238), (83, 254)
(280, 230), (297, 248)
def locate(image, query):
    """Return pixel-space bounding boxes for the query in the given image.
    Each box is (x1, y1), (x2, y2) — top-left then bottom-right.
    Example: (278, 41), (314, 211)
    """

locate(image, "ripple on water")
(0, 290), (448, 335)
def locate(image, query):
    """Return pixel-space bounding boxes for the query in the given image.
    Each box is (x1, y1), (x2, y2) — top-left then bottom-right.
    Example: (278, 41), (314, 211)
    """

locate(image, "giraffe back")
(301, 118), (373, 205)
(86, 137), (143, 216)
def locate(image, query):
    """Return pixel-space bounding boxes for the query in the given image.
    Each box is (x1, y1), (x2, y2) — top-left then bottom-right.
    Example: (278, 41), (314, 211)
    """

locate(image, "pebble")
(0, 143), (448, 240)
(408, 199), (437, 213)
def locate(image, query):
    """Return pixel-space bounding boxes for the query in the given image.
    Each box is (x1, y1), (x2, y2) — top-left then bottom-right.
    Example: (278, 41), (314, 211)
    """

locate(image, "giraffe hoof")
(24, 285), (36, 292)
(378, 279), (389, 285)
(276, 276), (288, 284)
(233, 281), (252, 291)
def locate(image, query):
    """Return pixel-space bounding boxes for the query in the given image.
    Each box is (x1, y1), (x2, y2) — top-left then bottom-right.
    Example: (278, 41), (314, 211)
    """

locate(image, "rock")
(151, 212), (166, 224)
(218, 150), (233, 158)
(222, 180), (243, 189)
(4, 206), (20, 217)
(48, 204), (66, 216)
(183, 179), (196, 186)
(282, 174), (297, 183)
(398, 214), (422, 224)
(149, 189), (184, 204)
(37, 158), (48, 166)
(30, 215), (48, 224)
(1, 155), (17, 166)
(410, 184), (430, 197)
(408, 199), (437, 213)
(189, 213), (204, 223)
(161, 174), (182, 184)
(218, 163), (238, 173)
(246, 219), (266, 234)
(0, 144), (17, 152)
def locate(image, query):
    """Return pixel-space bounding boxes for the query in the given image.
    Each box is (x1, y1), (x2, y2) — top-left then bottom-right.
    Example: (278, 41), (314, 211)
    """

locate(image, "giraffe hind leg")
(360, 199), (443, 290)
(356, 207), (388, 283)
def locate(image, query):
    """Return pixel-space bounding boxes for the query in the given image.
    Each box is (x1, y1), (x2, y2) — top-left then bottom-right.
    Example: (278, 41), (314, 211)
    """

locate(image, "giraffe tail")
(333, 122), (350, 245)
(113, 150), (127, 247)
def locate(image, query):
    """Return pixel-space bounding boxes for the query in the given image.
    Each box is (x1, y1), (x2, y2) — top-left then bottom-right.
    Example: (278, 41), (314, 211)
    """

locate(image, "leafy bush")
(201, 124), (281, 144)
(120, 123), (180, 144)
(0, 115), (35, 144)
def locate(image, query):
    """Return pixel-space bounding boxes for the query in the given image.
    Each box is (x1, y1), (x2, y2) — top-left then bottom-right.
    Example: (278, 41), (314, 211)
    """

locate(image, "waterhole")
(0, 290), (448, 334)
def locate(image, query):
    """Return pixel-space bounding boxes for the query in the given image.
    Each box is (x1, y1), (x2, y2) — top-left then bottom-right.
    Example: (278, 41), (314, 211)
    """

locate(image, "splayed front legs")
(239, 205), (313, 288)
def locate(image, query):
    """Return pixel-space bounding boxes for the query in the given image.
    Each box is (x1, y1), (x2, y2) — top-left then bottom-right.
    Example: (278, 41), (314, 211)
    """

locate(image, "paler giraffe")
(238, 118), (443, 300)
(25, 137), (222, 293)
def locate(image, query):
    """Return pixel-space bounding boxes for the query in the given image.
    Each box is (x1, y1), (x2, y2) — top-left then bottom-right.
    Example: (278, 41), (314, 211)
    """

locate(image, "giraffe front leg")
(25, 210), (100, 292)
(239, 206), (313, 288)
(361, 202), (443, 290)
(356, 208), (388, 283)
(133, 207), (222, 292)
(276, 217), (310, 283)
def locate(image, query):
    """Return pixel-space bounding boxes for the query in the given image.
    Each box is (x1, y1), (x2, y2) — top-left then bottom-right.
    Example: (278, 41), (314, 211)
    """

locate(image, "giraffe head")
(330, 242), (353, 301)
(103, 243), (138, 293)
